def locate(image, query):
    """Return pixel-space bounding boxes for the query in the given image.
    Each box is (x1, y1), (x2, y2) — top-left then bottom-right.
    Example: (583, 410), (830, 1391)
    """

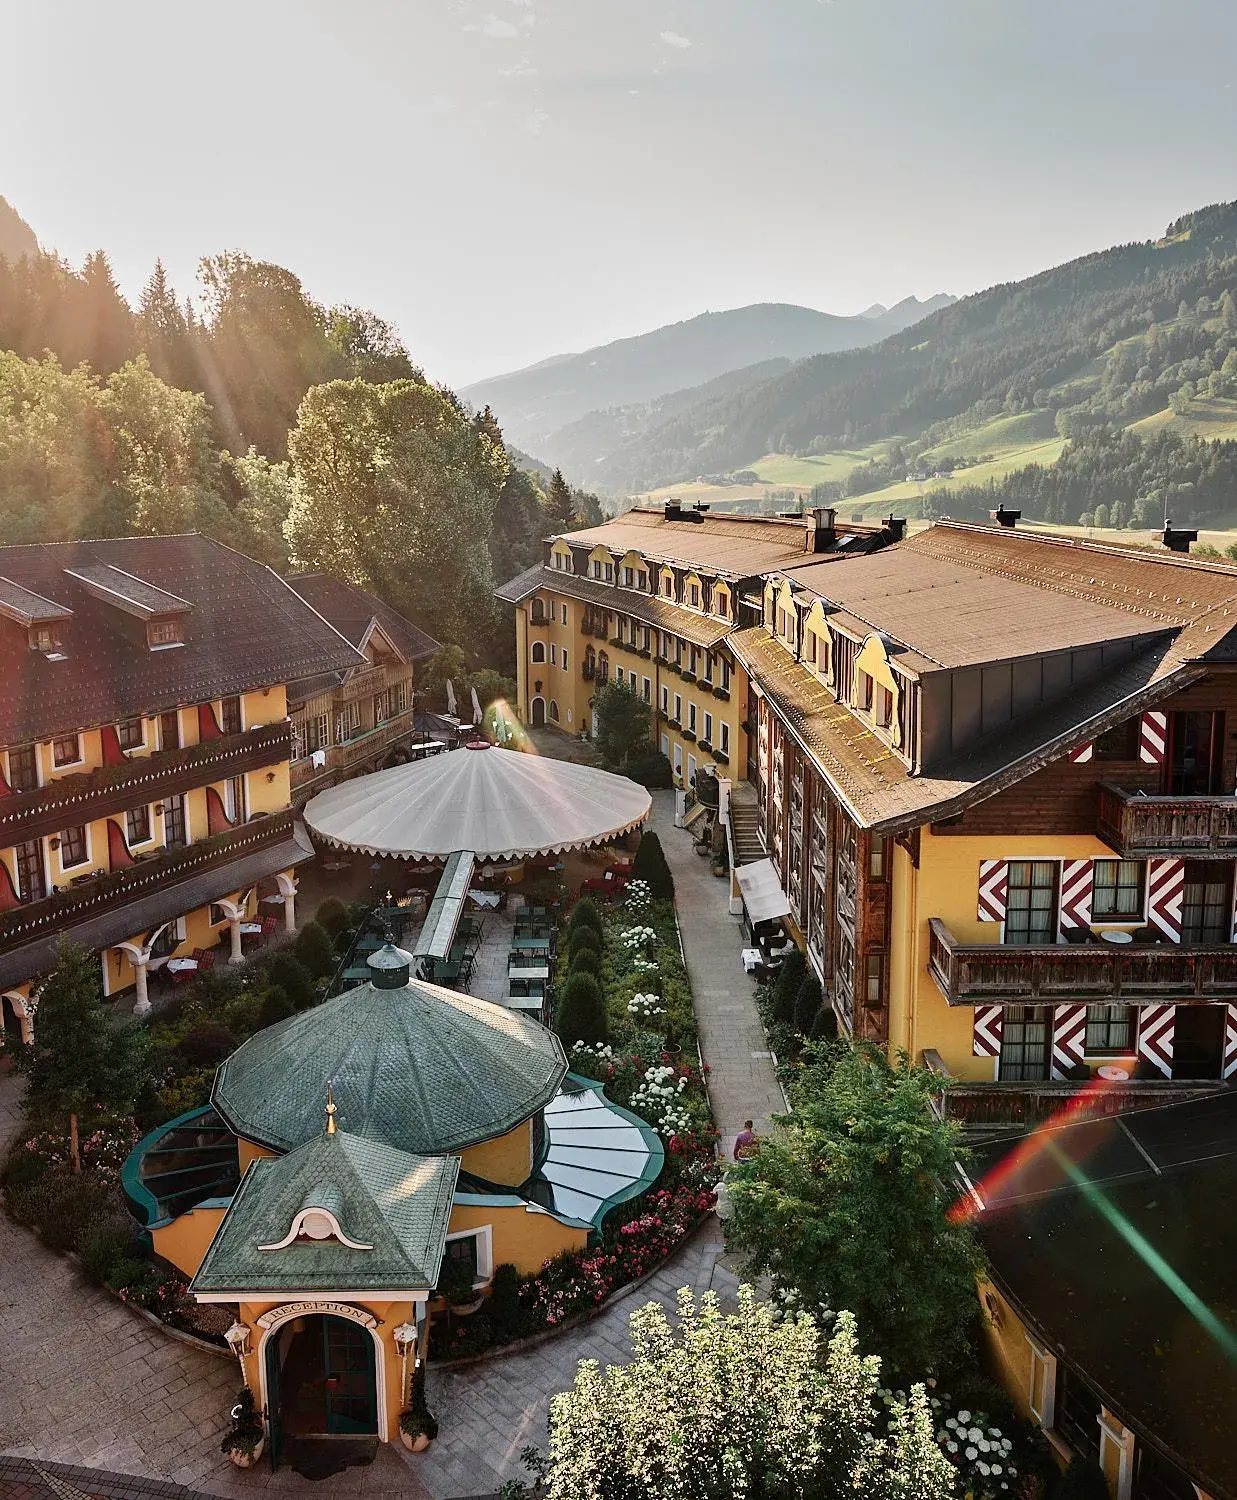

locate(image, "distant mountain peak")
(0, 195), (39, 264)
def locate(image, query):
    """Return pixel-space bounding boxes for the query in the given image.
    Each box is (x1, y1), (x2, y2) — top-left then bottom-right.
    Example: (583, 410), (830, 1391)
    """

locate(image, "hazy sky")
(4, 0), (1237, 387)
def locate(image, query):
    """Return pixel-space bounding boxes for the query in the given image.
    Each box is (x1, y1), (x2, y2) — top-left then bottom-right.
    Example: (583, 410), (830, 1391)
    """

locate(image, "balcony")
(0, 810), (298, 951)
(927, 917), (1237, 1004)
(920, 1051), (1226, 1130)
(1096, 782), (1237, 858)
(0, 723), (291, 846)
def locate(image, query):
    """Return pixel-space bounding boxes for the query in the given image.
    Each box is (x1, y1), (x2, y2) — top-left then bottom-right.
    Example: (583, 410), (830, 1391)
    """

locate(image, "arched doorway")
(530, 697), (546, 727)
(2, 992), (29, 1048)
(265, 1313), (379, 1468)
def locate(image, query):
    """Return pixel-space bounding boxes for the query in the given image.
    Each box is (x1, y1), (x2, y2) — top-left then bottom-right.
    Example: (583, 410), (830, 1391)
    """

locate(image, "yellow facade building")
(0, 535), (363, 1039)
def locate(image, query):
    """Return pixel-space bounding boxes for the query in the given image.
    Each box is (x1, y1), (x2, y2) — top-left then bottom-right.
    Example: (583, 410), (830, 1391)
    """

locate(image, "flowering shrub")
(623, 879), (653, 915)
(877, 1387), (1019, 1497)
(627, 992), (663, 1021)
(617, 925), (657, 952)
(631, 1063), (694, 1135)
(571, 1041), (616, 1063)
(116, 1265), (196, 1328)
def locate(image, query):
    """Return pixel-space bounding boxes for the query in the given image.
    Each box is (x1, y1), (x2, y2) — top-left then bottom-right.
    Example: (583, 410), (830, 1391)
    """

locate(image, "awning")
(413, 851), (475, 962)
(734, 858), (792, 925)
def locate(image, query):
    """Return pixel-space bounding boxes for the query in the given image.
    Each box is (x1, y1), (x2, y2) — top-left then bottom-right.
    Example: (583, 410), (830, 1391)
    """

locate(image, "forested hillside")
(586, 202), (1237, 526)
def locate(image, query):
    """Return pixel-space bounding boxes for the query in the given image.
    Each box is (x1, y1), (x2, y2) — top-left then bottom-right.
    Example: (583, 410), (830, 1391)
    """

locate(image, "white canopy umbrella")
(304, 742), (652, 860)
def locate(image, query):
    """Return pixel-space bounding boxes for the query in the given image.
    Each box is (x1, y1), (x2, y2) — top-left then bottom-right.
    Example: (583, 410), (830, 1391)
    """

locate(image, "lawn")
(1130, 396), (1237, 443)
(839, 437), (1068, 511)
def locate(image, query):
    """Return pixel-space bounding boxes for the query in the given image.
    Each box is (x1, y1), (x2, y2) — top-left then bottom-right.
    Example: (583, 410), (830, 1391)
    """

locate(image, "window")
(163, 794), (188, 849)
(597, 651), (609, 683)
(549, 700), (560, 721)
(998, 1005), (1050, 1080)
(1092, 860), (1144, 918)
(150, 920), (183, 960)
(1004, 861), (1058, 945)
(1094, 719), (1139, 760)
(306, 712), (330, 754)
(561, 604), (568, 624)
(390, 679), (409, 714)
(29, 625), (59, 653)
(865, 952), (884, 1007)
(225, 775), (246, 822)
(660, 685), (669, 714)
(444, 1233), (480, 1283)
(688, 703), (697, 733)
(642, 676), (651, 702)
(14, 839), (46, 902)
(52, 735), (80, 768)
(876, 685), (894, 729)
(531, 641), (546, 663)
(7, 744), (38, 792)
(690, 583), (700, 607)
(550, 643), (558, 665)
(147, 618), (182, 648)
(1026, 1339), (1057, 1428)
(1085, 1004), (1134, 1054)
(623, 567), (633, 587)
(208, 903), (229, 926)
(562, 649), (569, 673)
(117, 717), (144, 751)
(335, 702), (360, 743)
(159, 711), (180, 750)
(869, 836), (886, 881)
(1181, 861), (1232, 943)
(592, 560), (602, 579)
(855, 669), (874, 712)
(719, 722), (730, 756)
(59, 825), (87, 868)
(720, 658), (731, 692)
(126, 805), (151, 846)
(805, 631), (817, 665)
(604, 563), (614, 583)
(673, 693), (682, 724)
(637, 571), (647, 590)
(373, 691), (387, 725)
(616, 666), (625, 686)
(663, 575), (674, 598)
(220, 696), (242, 735)
(703, 711), (713, 744)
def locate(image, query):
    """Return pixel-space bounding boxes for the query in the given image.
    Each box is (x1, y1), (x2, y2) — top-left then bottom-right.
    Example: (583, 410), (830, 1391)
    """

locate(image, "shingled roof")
(494, 565), (732, 649)
(0, 536), (364, 745)
(286, 574), (439, 667)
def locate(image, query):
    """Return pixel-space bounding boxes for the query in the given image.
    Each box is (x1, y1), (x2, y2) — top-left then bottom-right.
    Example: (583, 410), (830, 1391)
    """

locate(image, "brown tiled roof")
(0, 537), (365, 746)
(0, 822), (314, 989)
(730, 625), (1196, 832)
(495, 566), (732, 649)
(286, 575), (439, 664)
(555, 509), (821, 576)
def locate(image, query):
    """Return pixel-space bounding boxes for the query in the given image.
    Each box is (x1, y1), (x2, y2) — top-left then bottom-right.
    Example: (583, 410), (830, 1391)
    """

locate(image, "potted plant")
(399, 1405), (439, 1452)
(221, 1387), (265, 1468)
(436, 1255), (485, 1315)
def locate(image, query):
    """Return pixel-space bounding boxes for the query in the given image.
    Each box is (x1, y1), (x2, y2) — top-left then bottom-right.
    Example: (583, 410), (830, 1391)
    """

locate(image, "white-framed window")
(660, 685), (669, 714)
(52, 734), (81, 768)
(58, 824), (88, 868)
(623, 566), (633, 587)
(443, 1225), (494, 1286)
(673, 693), (682, 723)
(562, 649), (569, 673)
(592, 560), (602, 579)
(690, 582), (700, 607)
(720, 658), (731, 691)
(550, 643), (558, 665)
(719, 721), (730, 756)
(224, 774), (246, 822)
(1098, 1414), (1135, 1500)
(126, 804), (152, 847)
(531, 641), (546, 663)
(674, 743), (683, 774)
(334, 701), (361, 743)
(1026, 1337), (1057, 1427)
(116, 717), (145, 752)
(642, 676), (651, 702)
(703, 711), (713, 744)
(616, 666), (625, 686)
(688, 702), (697, 734)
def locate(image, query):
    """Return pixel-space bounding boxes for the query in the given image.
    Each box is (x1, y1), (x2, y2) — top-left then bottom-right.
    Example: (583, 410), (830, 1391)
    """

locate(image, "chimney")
(883, 515), (907, 542)
(692, 501), (710, 513)
(664, 501), (683, 521)
(992, 506), (1020, 529)
(809, 506), (837, 553)
(1162, 520), (1198, 554)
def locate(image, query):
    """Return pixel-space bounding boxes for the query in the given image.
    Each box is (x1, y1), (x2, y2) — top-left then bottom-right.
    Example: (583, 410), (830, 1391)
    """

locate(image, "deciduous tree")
(592, 680), (653, 770)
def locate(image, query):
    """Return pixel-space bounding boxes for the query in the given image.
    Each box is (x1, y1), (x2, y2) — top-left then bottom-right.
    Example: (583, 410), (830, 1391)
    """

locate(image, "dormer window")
(147, 617), (183, 649)
(29, 625), (61, 653)
(116, 717), (144, 752)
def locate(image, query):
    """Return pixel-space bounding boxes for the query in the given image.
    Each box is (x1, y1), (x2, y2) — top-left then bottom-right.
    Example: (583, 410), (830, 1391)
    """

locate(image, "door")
(14, 840), (46, 903)
(1003, 861), (1058, 945)
(998, 1006), (1050, 1081)
(1167, 711), (1222, 795)
(1180, 862), (1232, 944)
(531, 697), (546, 727)
(264, 1331), (283, 1471)
(1172, 1005), (1225, 1079)
(159, 711), (181, 751)
(321, 1317), (378, 1435)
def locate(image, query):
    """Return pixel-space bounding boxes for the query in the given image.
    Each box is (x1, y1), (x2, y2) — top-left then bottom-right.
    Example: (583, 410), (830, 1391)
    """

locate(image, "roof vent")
(883, 515), (907, 542)
(1162, 521), (1198, 555)
(692, 501), (710, 513)
(367, 941), (412, 989)
(992, 506), (1020, 529)
(664, 502), (684, 521)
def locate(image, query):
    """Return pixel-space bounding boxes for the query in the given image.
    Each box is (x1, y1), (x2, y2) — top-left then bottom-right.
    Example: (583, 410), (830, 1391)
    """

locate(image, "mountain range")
(0, 197), (38, 264)
(461, 295), (954, 457)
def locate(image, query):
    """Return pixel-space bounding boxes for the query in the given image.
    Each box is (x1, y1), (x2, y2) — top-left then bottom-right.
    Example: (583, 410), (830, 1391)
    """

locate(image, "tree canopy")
(728, 1045), (982, 1377)
(592, 679), (654, 770)
(543, 1286), (953, 1500)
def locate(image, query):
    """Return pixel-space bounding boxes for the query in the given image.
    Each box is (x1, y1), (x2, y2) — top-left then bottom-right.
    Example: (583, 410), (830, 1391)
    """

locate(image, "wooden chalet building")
(734, 519), (1237, 1126)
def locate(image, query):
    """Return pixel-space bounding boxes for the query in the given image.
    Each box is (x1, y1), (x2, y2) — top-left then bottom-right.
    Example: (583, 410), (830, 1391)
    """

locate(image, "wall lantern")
(49, 837), (61, 850)
(154, 803), (165, 816)
(393, 1320), (417, 1400)
(265, 771), (277, 783)
(224, 1320), (251, 1373)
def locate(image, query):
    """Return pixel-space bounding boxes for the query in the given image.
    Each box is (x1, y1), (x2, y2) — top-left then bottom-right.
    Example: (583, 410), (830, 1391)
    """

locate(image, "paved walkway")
(1, 785), (779, 1499)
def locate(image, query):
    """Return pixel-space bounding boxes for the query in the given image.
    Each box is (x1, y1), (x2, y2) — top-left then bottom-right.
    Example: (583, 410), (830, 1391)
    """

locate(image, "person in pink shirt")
(733, 1120), (757, 1160)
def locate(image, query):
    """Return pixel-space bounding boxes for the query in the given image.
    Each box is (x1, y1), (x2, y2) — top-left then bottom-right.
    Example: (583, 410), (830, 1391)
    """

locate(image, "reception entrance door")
(265, 1313), (379, 1469)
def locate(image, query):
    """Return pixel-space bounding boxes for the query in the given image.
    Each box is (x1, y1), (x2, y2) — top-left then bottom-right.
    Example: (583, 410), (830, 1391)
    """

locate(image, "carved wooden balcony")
(1097, 781), (1237, 858)
(0, 723), (291, 847)
(927, 917), (1237, 1005)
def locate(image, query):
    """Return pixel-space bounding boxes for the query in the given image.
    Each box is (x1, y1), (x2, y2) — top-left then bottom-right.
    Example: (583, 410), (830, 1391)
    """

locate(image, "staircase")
(727, 784), (766, 867)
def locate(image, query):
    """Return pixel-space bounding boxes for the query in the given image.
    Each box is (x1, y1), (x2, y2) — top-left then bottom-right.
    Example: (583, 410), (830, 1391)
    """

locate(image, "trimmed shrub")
(632, 832), (674, 900)
(568, 926), (602, 960)
(569, 947), (602, 978)
(258, 984), (294, 1029)
(555, 972), (609, 1048)
(294, 920), (336, 980)
(625, 751), (674, 789)
(314, 897), (349, 939)
(80, 1215), (142, 1285)
(793, 973), (823, 1036)
(486, 1262), (535, 1340)
(568, 897), (604, 938)
(267, 952), (313, 1012)
(771, 949), (806, 1025)
(812, 1006), (839, 1043)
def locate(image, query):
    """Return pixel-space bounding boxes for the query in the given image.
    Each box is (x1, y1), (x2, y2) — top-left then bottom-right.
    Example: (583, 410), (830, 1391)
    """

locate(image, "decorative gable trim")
(258, 1205), (374, 1253)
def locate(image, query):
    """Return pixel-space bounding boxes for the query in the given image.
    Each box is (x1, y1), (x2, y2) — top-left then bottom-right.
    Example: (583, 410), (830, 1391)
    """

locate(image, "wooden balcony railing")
(1096, 781), (1237, 857)
(927, 916), (1237, 1004)
(0, 809), (298, 951)
(0, 723), (291, 847)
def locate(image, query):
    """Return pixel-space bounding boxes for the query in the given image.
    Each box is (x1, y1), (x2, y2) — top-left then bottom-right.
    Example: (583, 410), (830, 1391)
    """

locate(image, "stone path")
(1, 781), (780, 1499)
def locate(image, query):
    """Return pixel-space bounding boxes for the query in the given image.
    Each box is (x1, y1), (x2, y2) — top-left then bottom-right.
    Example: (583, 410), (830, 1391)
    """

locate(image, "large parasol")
(303, 742), (651, 860)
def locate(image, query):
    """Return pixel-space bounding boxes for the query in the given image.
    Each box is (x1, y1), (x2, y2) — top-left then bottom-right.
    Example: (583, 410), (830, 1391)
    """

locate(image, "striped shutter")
(1051, 1004), (1087, 1078)
(972, 1004), (1004, 1057)
(1147, 858), (1185, 941)
(1224, 1006), (1237, 1080)
(1137, 1004), (1176, 1077)
(1058, 859), (1094, 933)
(1139, 711), (1168, 764)
(1068, 742), (1093, 763)
(978, 860), (1008, 923)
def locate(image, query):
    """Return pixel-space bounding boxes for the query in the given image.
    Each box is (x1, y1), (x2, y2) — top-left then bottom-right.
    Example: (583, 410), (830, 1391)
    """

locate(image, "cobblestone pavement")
(1, 779), (776, 1499)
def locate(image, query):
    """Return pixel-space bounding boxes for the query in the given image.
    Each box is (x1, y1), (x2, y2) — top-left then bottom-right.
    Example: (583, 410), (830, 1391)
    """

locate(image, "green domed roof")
(212, 965), (568, 1157)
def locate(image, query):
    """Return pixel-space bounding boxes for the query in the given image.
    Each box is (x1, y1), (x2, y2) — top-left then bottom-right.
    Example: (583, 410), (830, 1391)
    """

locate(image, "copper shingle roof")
(496, 566), (732, 649)
(0, 536), (364, 744)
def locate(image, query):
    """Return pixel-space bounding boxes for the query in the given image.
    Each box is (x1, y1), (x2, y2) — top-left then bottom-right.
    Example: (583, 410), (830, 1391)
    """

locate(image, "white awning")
(734, 858), (792, 925)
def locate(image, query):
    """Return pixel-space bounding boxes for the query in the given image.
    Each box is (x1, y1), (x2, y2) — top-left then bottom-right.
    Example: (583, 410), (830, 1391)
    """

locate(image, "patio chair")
(260, 915), (278, 940)
(198, 951), (216, 974)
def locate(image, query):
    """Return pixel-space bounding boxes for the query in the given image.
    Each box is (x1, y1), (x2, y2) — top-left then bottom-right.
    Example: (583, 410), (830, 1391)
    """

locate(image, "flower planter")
(227, 1439), (264, 1469)
(401, 1430), (432, 1453)
(450, 1295), (485, 1316)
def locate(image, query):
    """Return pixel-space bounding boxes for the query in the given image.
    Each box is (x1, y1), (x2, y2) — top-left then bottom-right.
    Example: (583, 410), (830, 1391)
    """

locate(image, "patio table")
(240, 921), (262, 936)
(510, 935), (551, 955)
(165, 958), (198, 975)
(508, 960), (550, 981)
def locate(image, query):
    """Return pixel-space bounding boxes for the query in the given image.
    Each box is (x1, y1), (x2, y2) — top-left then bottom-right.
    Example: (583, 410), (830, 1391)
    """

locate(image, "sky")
(4, 0), (1237, 388)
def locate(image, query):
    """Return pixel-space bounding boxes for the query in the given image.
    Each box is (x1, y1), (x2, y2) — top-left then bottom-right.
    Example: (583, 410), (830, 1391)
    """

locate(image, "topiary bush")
(555, 972), (609, 1048)
(793, 973), (823, 1036)
(632, 831), (674, 900)
(568, 897), (604, 938)
(314, 897), (349, 940)
(625, 751), (674, 788)
(568, 925), (602, 961)
(771, 948), (806, 1025)
(267, 952), (314, 1012)
(257, 984), (294, 1029)
(569, 947), (602, 978)
(294, 920), (336, 979)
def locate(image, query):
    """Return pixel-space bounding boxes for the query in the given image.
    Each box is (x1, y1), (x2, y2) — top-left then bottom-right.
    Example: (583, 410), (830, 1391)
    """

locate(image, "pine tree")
(631, 831), (674, 900)
(554, 972), (608, 1047)
(545, 468), (577, 532)
(138, 259), (195, 389)
(79, 249), (135, 374)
